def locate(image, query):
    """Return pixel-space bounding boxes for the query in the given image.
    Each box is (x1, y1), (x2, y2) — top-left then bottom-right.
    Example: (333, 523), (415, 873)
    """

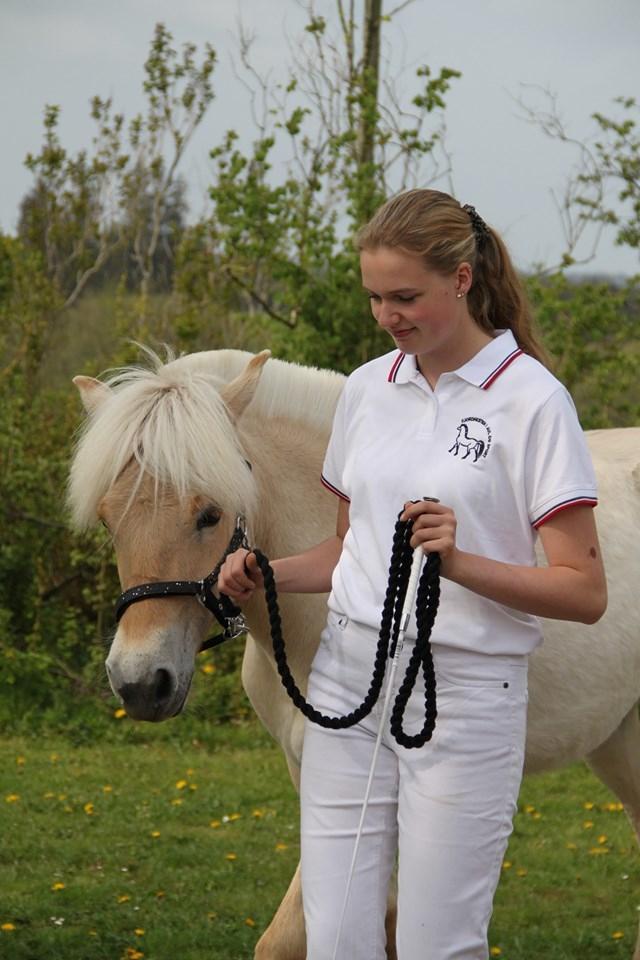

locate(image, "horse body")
(70, 350), (640, 960)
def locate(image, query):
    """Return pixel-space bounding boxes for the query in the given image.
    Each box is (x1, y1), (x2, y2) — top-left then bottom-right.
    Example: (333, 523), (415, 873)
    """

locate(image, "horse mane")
(68, 348), (345, 531)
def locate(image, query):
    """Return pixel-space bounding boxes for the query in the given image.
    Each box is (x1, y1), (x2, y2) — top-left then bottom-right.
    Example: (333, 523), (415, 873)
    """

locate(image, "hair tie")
(462, 204), (490, 248)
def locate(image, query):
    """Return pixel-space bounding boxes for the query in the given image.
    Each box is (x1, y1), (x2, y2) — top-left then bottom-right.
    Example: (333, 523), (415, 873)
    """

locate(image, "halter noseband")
(114, 516), (250, 651)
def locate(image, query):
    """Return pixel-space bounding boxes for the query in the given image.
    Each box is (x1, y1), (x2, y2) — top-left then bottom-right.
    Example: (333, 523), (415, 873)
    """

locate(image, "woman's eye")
(396, 294), (416, 303)
(197, 509), (221, 530)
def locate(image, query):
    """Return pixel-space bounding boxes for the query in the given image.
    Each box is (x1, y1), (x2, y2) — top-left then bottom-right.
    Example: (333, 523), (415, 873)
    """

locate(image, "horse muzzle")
(106, 651), (190, 722)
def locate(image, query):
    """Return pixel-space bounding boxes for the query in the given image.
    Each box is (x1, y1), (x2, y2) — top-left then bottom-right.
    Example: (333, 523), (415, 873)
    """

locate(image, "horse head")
(69, 350), (270, 721)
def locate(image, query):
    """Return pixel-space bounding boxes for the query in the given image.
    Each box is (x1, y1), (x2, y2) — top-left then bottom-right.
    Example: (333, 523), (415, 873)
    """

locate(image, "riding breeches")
(299, 611), (529, 960)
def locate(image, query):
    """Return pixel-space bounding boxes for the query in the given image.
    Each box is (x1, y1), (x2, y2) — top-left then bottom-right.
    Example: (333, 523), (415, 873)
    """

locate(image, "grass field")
(1, 723), (638, 959)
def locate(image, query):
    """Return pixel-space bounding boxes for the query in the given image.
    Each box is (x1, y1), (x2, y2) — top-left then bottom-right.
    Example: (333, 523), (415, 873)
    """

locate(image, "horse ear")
(220, 350), (271, 421)
(73, 375), (112, 414)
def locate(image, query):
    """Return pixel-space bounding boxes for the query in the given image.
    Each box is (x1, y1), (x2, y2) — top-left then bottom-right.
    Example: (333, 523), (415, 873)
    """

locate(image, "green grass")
(1, 727), (638, 959)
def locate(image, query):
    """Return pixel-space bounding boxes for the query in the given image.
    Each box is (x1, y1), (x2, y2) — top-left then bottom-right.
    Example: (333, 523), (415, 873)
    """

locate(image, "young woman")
(218, 189), (607, 960)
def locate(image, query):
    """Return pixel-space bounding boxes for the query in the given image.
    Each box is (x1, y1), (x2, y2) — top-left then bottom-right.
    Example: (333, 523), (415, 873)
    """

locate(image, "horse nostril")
(154, 668), (174, 704)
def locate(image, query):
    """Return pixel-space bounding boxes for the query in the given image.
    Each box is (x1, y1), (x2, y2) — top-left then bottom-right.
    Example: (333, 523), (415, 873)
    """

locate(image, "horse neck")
(239, 413), (332, 557)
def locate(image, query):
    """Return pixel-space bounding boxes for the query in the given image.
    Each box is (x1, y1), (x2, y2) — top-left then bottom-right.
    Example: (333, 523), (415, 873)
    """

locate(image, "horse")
(68, 348), (640, 960)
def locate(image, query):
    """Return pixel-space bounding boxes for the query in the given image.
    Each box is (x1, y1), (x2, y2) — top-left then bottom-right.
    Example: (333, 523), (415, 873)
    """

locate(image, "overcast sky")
(2, 0), (639, 276)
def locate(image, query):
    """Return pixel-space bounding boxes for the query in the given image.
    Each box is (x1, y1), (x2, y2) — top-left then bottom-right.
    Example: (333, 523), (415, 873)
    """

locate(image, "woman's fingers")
(400, 500), (457, 557)
(218, 548), (263, 601)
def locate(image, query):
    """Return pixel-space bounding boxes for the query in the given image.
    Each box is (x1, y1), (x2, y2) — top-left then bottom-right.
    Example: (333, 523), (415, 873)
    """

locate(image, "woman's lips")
(391, 328), (414, 340)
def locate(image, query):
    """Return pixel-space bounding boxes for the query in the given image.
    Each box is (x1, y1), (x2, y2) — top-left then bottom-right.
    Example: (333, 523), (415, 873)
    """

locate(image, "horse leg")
(254, 861), (399, 960)
(254, 863), (305, 960)
(585, 703), (640, 960)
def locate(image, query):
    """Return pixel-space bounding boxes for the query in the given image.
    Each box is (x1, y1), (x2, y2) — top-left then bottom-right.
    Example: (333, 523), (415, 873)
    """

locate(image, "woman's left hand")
(400, 499), (459, 574)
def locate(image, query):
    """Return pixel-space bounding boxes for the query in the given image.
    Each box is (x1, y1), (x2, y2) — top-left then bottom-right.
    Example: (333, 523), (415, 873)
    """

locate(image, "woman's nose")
(376, 301), (400, 328)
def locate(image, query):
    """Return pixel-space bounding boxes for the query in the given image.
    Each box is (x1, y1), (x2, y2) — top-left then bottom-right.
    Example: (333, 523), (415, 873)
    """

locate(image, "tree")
(174, 0), (460, 371)
(19, 24), (216, 312)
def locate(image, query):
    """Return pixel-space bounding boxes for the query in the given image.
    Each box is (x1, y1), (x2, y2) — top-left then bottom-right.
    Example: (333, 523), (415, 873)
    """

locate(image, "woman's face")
(360, 247), (478, 369)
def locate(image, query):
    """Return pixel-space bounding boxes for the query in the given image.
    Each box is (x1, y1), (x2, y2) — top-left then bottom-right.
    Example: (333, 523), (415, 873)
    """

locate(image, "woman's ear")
(456, 261), (473, 296)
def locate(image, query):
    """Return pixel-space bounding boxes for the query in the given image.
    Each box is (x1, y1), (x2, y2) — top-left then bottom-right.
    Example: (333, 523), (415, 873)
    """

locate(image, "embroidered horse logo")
(448, 420), (489, 462)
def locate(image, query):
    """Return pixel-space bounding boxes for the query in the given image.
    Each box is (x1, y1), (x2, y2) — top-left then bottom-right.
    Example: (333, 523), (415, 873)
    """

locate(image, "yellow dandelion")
(189, 783), (198, 791)
(583, 820), (594, 829)
(490, 948), (502, 957)
(532, 812), (542, 820)
(252, 809), (264, 818)
(114, 708), (127, 719)
(1, 923), (16, 931)
(175, 780), (187, 790)
(118, 895), (131, 903)
(598, 834), (608, 845)
(524, 804), (536, 814)
(589, 847), (609, 855)
(186, 768), (195, 775)
(210, 820), (221, 829)
(155, 891), (165, 899)
(5, 794), (19, 803)
(123, 949), (144, 960)
(134, 928), (145, 936)
(225, 853), (237, 861)
(44, 791), (56, 799)
(51, 882), (66, 891)
(103, 785), (113, 793)
(16, 756), (25, 766)
(201, 663), (216, 675)
(229, 812), (241, 821)
(150, 831), (161, 838)
(171, 799), (183, 806)
(275, 843), (288, 852)
(516, 868), (528, 877)
(583, 801), (595, 810)
(612, 931), (625, 940)
(245, 918), (256, 927)
(566, 842), (577, 850)
(49, 753), (59, 762)
(501, 861), (512, 871)
(84, 802), (95, 815)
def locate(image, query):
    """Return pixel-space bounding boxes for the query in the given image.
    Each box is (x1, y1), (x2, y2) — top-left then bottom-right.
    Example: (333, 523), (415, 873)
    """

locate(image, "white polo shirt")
(321, 330), (598, 656)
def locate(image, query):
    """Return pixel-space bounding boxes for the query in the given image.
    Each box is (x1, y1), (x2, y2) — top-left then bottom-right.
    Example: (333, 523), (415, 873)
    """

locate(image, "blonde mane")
(68, 349), (345, 530)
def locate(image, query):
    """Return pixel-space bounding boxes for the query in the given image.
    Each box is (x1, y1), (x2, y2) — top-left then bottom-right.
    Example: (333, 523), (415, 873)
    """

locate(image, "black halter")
(114, 516), (250, 651)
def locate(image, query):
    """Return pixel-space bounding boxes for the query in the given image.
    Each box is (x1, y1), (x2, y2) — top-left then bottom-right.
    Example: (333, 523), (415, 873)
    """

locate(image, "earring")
(456, 291), (465, 299)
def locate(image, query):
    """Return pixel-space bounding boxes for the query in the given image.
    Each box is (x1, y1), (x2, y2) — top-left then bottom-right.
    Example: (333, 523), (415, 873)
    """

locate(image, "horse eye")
(196, 508), (221, 531)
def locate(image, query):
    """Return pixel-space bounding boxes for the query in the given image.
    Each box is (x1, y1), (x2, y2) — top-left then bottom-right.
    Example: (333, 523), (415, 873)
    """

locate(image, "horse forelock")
(68, 359), (258, 530)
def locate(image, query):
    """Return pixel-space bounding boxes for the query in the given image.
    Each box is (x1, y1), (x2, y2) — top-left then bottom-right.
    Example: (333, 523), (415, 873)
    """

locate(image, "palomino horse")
(69, 349), (640, 960)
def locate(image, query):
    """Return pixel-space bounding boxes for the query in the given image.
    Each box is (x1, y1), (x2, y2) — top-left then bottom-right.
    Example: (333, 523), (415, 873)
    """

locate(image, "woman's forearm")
(270, 535), (344, 594)
(446, 549), (607, 624)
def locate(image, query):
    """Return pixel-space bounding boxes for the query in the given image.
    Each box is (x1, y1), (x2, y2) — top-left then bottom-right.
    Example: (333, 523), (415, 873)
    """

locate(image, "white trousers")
(300, 611), (528, 960)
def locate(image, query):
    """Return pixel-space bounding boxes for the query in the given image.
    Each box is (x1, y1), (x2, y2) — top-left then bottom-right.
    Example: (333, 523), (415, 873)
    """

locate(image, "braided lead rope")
(251, 517), (439, 747)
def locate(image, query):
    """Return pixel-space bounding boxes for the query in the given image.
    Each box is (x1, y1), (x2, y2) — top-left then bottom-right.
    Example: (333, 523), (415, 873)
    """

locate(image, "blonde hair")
(356, 189), (549, 365)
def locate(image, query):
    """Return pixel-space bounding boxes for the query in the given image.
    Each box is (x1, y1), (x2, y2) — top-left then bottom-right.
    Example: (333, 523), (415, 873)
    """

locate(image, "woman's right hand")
(217, 548), (265, 604)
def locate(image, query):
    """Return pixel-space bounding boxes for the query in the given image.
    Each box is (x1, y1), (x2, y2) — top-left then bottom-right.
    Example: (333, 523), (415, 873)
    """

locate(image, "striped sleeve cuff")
(532, 496), (598, 529)
(321, 474), (350, 502)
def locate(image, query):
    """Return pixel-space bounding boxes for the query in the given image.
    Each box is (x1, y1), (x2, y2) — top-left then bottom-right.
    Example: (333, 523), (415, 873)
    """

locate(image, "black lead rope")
(253, 516), (441, 749)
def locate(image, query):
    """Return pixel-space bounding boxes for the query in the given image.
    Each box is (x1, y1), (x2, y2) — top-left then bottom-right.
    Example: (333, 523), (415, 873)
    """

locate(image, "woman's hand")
(217, 548), (264, 604)
(400, 499), (459, 574)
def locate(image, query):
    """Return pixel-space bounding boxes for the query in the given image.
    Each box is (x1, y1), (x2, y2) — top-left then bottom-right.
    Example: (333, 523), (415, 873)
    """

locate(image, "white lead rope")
(331, 545), (425, 960)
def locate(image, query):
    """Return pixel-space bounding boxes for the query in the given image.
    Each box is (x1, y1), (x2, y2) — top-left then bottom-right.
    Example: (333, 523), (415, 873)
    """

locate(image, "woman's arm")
(402, 500), (607, 624)
(218, 498), (350, 602)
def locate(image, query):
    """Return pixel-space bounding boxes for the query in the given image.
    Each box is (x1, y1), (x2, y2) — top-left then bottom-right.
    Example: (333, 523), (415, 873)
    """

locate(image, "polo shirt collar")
(386, 330), (523, 390)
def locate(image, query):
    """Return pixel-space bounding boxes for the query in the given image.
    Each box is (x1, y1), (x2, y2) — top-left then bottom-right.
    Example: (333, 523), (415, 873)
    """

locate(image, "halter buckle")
(223, 613), (249, 640)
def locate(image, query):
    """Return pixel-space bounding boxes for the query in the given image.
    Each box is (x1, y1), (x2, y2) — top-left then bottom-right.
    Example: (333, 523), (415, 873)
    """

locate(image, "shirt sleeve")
(321, 384), (351, 502)
(525, 387), (598, 529)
